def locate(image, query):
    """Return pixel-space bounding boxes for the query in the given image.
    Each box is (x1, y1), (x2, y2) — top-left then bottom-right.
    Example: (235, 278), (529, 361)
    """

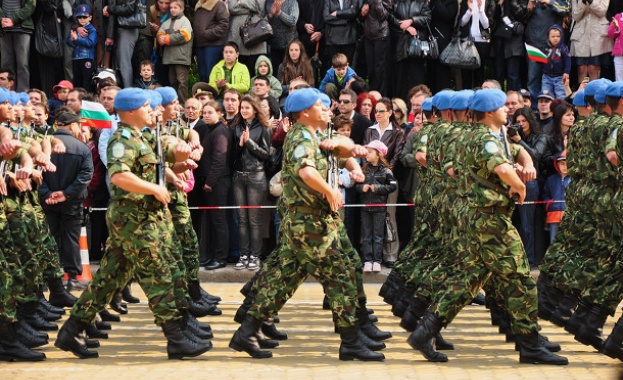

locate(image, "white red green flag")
(525, 44), (548, 64)
(81, 101), (112, 129)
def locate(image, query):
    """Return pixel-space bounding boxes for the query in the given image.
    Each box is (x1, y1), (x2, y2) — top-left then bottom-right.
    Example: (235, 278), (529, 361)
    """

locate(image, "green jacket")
(0, 0), (36, 31)
(208, 59), (250, 96)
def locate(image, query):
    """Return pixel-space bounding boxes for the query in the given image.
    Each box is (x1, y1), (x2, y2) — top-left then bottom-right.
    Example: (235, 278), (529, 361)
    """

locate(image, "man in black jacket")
(40, 111), (93, 290)
(323, 0), (359, 74)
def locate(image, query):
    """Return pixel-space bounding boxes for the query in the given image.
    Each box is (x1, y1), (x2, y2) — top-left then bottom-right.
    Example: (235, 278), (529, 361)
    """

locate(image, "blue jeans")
(516, 180), (539, 267)
(541, 74), (566, 99)
(527, 58), (543, 109)
(361, 210), (386, 263)
(196, 45), (224, 83)
(232, 171), (267, 258)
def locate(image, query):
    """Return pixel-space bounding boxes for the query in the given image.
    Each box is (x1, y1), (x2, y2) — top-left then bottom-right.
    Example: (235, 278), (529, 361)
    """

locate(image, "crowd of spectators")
(2, 0), (623, 269)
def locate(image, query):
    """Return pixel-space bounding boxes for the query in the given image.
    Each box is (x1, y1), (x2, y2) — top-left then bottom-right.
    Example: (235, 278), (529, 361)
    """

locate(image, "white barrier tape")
(89, 200), (565, 212)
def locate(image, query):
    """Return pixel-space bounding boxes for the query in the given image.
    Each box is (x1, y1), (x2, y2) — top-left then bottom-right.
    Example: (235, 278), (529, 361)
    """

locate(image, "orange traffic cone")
(76, 226), (92, 282)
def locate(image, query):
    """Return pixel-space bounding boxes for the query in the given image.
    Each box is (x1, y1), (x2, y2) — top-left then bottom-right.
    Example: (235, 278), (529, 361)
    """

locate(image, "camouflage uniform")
(70, 124), (181, 326)
(431, 123), (539, 335)
(247, 123), (359, 328)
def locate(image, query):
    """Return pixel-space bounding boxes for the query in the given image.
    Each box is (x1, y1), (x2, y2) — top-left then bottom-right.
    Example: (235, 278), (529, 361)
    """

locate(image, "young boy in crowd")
(134, 60), (161, 89)
(333, 114), (356, 220)
(157, 0), (193, 103)
(250, 55), (282, 99)
(543, 151), (571, 243)
(542, 24), (571, 100)
(47, 80), (73, 125)
(208, 41), (251, 98)
(319, 53), (357, 100)
(66, 4), (97, 92)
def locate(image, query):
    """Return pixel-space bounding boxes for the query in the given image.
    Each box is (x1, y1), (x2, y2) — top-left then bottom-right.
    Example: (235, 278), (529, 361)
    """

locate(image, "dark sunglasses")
(338, 99), (351, 104)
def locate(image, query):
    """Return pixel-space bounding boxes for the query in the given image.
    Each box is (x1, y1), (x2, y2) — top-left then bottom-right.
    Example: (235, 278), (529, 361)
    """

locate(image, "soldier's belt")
(473, 206), (510, 214)
(292, 206), (331, 218)
(117, 198), (165, 212)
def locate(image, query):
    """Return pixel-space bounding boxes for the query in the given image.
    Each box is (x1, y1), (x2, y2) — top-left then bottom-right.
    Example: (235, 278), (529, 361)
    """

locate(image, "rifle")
(28, 120), (35, 138)
(155, 116), (166, 187)
(326, 121), (339, 190)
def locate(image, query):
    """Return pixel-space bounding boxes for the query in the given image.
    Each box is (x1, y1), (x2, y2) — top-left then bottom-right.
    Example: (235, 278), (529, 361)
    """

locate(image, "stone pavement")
(3, 282), (622, 380)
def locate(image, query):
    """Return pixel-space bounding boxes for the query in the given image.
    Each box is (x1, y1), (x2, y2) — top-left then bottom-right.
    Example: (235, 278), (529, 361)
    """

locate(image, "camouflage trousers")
(248, 210), (359, 328)
(432, 211), (538, 335)
(25, 190), (64, 281)
(3, 192), (40, 303)
(71, 201), (181, 326)
(168, 192), (200, 283)
(161, 208), (190, 310)
(0, 201), (19, 321)
(539, 180), (595, 294)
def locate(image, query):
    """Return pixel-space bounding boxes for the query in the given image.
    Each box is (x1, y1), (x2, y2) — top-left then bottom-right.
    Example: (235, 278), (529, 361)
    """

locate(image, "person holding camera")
(509, 106), (547, 268)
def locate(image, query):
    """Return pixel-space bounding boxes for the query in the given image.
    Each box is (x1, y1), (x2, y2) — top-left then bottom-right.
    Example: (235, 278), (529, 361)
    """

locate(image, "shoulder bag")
(407, 20), (439, 60)
(439, 30), (481, 70)
(384, 213), (397, 243)
(239, 0), (274, 48)
(117, 0), (147, 29)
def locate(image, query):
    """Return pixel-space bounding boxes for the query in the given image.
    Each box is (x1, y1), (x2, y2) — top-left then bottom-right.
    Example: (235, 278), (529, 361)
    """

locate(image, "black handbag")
(384, 213), (397, 243)
(407, 21), (439, 60)
(239, 0), (273, 49)
(117, 0), (147, 29)
(35, 7), (63, 58)
(492, 21), (514, 40)
(439, 31), (481, 70)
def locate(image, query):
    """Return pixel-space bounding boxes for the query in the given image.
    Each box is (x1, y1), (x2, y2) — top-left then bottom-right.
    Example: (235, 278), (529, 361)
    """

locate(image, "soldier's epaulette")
(121, 129), (132, 140)
(301, 130), (312, 140)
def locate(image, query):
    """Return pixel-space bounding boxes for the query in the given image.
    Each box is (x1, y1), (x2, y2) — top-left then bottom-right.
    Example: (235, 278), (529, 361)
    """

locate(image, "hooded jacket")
(249, 55), (283, 99)
(208, 59), (251, 96)
(543, 24), (570, 76)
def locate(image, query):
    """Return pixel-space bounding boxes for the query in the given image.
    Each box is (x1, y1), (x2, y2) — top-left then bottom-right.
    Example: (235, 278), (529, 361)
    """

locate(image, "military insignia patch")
(420, 134), (428, 143)
(111, 142), (125, 159)
(302, 130), (312, 140)
(121, 129), (132, 139)
(484, 141), (499, 154)
(293, 145), (306, 159)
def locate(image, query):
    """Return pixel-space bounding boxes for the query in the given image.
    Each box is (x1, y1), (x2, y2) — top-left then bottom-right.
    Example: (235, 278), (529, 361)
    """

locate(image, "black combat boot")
(406, 312), (448, 362)
(574, 305), (609, 350)
(99, 309), (120, 322)
(565, 300), (593, 335)
(240, 277), (255, 297)
(435, 333), (455, 350)
(38, 287), (65, 315)
(188, 298), (221, 318)
(183, 313), (213, 340)
(199, 287), (221, 304)
(162, 319), (212, 360)
(20, 302), (58, 331)
(47, 278), (78, 308)
(261, 319), (288, 340)
(85, 323), (108, 339)
(0, 320), (46, 362)
(489, 304), (504, 326)
(322, 295), (330, 310)
(229, 316), (272, 358)
(234, 291), (255, 324)
(338, 325), (385, 361)
(36, 302), (63, 321)
(121, 284), (140, 304)
(537, 276), (563, 321)
(601, 315), (623, 362)
(54, 316), (99, 359)
(549, 293), (580, 328)
(514, 333), (561, 352)
(400, 298), (428, 332)
(359, 308), (392, 342)
(15, 319), (49, 348)
(256, 331), (279, 349)
(357, 328), (386, 351)
(109, 293), (128, 315)
(189, 281), (219, 306)
(186, 312), (211, 333)
(379, 270), (398, 299)
(516, 332), (568, 365)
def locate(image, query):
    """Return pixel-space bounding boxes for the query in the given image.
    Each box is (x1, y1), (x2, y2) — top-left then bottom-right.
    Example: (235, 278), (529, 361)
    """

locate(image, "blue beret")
(594, 79), (612, 104)
(605, 82), (623, 98)
(18, 92), (29, 105)
(319, 92), (331, 108)
(432, 90), (454, 111)
(421, 97), (433, 112)
(572, 90), (587, 107)
(285, 88), (323, 113)
(0, 88), (9, 104)
(148, 90), (162, 109)
(469, 89), (507, 112)
(8, 92), (19, 106)
(450, 90), (475, 111)
(114, 88), (150, 111)
(585, 78), (611, 98)
(155, 87), (178, 106)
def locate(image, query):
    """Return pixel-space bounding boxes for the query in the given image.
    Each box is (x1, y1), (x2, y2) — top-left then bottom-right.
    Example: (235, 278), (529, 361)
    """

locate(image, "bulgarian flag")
(526, 43), (548, 64)
(81, 101), (112, 129)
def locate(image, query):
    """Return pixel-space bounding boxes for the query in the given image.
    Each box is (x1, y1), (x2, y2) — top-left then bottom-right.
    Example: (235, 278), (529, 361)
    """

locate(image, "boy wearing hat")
(408, 89), (568, 366)
(47, 80), (74, 125)
(54, 88), (211, 360)
(67, 4), (97, 92)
